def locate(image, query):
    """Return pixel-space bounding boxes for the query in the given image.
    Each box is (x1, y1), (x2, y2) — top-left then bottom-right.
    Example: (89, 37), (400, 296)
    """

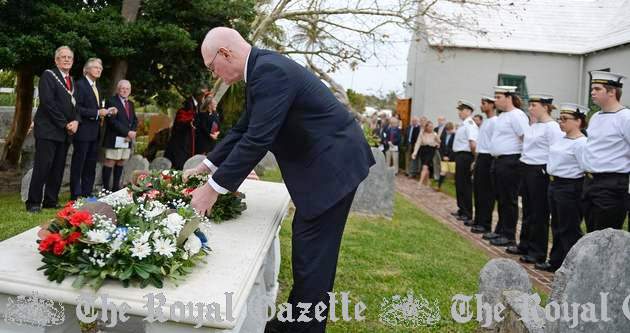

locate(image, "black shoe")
(450, 211), (462, 217)
(455, 215), (468, 221)
(42, 203), (60, 209)
(463, 219), (474, 226)
(506, 246), (527, 255)
(490, 237), (515, 247)
(482, 232), (500, 240)
(26, 205), (41, 213)
(471, 225), (489, 234)
(534, 262), (558, 272)
(264, 318), (285, 333)
(519, 255), (541, 264)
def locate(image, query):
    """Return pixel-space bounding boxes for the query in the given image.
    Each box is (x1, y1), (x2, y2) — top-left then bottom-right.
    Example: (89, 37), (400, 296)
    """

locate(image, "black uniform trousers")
(455, 151), (474, 219)
(583, 173), (629, 231)
(519, 163), (550, 262)
(70, 139), (98, 199)
(26, 138), (69, 208)
(492, 154), (522, 240)
(548, 177), (584, 268)
(473, 153), (495, 230)
(281, 189), (357, 333)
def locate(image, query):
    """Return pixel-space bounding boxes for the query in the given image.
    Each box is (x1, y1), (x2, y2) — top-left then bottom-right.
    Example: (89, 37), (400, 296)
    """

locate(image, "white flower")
(86, 229), (110, 243)
(110, 237), (123, 252)
(154, 238), (176, 258)
(162, 213), (185, 236)
(137, 231), (152, 244)
(131, 242), (151, 260)
(161, 170), (169, 176)
(183, 235), (201, 256)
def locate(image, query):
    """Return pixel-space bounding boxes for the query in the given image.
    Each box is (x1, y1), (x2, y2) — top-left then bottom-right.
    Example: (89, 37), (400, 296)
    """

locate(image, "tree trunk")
(108, 0), (142, 95)
(1, 67), (34, 170)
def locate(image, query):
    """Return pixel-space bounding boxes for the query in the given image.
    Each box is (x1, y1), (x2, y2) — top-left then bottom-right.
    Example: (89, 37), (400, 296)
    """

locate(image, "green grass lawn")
(0, 192), (71, 241)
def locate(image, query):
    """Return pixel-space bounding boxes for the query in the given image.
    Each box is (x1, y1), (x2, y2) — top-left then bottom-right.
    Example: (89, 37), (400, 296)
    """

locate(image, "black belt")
(585, 172), (628, 179)
(455, 151), (473, 155)
(492, 154), (520, 160)
(520, 163), (546, 170)
(550, 175), (583, 183)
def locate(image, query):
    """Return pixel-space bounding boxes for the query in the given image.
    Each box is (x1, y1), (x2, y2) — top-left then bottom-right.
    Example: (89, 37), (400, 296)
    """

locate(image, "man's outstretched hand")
(191, 183), (219, 216)
(183, 162), (211, 182)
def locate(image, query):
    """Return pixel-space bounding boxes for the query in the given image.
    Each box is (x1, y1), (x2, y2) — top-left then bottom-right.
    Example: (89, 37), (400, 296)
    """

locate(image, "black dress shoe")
(490, 237), (515, 247)
(26, 205), (41, 213)
(450, 211), (462, 217)
(42, 203), (60, 209)
(482, 232), (500, 240)
(471, 225), (489, 234)
(264, 318), (285, 333)
(534, 262), (559, 272)
(506, 246), (527, 255)
(519, 255), (541, 264)
(463, 219), (474, 226)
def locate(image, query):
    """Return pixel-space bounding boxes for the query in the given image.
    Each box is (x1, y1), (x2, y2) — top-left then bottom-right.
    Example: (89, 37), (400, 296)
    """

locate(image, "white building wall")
(583, 44), (630, 105)
(406, 45), (582, 123)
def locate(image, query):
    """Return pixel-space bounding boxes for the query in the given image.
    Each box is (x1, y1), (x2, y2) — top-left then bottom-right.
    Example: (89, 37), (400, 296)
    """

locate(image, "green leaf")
(72, 275), (88, 289)
(134, 266), (150, 279)
(120, 266), (134, 280)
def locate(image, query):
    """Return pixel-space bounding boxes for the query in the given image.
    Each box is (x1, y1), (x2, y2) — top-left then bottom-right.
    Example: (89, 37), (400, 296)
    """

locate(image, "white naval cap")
(528, 94), (554, 104)
(457, 99), (476, 111)
(481, 94), (496, 102)
(559, 103), (589, 116)
(494, 85), (518, 94)
(590, 71), (626, 88)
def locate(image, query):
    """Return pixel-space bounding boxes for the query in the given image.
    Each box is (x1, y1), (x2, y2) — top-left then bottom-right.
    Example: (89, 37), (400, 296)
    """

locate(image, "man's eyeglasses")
(205, 50), (220, 75)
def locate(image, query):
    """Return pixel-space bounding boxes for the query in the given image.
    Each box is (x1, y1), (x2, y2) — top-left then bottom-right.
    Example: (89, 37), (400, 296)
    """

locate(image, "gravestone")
(182, 154), (207, 170)
(478, 258), (532, 330)
(149, 157), (172, 171)
(351, 147), (394, 219)
(122, 155), (149, 186)
(546, 229), (630, 333)
(20, 168), (33, 202)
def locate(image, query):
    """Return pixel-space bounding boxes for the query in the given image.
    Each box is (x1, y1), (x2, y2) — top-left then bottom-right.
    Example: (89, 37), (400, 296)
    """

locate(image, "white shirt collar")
(243, 48), (252, 83)
(86, 76), (95, 87)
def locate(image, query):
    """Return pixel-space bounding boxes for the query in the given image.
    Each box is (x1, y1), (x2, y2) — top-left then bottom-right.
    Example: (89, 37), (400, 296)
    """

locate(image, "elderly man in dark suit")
(102, 80), (137, 191)
(70, 58), (112, 199)
(26, 46), (80, 212)
(183, 27), (375, 333)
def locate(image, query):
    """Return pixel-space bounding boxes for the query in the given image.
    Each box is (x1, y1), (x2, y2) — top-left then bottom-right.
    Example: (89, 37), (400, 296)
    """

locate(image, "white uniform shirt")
(581, 108), (630, 173)
(489, 108), (530, 156)
(453, 116), (479, 152)
(477, 115), (497, 154)
(547, 136), (588, 178)
(520, 120), (564, 165)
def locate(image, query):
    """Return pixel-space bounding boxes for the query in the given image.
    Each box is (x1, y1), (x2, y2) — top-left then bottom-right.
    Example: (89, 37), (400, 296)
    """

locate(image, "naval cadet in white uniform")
(451, 100), (479, 224)
(508, 94), (563, 265)
(471, 95), (498, 234)
(581, 71), (630, 231)
(486, 86), (530, 247)
(535, 103), (589, 272)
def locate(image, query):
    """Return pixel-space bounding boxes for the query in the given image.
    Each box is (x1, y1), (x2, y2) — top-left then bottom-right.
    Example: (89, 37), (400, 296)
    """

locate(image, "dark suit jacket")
(74, 76), (102, 142)
(103, 95), (138, 149)
(207, 47), (375, 220)
(406, 125), (420, 146)
(440, 132), (455, 160)
(33, 68), (79, 143)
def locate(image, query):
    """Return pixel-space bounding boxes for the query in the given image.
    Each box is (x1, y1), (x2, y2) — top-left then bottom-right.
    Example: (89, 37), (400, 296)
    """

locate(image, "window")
(497, 73), (529, 105)
(587, 68), (610, 116)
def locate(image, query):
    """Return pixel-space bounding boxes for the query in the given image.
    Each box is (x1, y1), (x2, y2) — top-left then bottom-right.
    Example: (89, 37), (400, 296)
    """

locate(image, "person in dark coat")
(26, 46), (80, 212)
(70, 58), (112, 199)
(165, 92), (203, 170)
(184, 27), (375, 333)
(102, 80), (137, 191)
(195, 91), (221, 154)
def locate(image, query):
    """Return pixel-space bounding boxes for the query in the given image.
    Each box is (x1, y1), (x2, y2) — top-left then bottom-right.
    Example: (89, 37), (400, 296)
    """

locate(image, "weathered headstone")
(182, 154), (207, 170)
(20, 168), (33, 202)
(496, 290), (545, 333)
(478, 258), (532, 329)
(546, 229), (630, 333)
(94, 162), (103, 187)
(149, 157), (172, 171)
(351, 148), (394, 219)
(122, 155), (149, 186)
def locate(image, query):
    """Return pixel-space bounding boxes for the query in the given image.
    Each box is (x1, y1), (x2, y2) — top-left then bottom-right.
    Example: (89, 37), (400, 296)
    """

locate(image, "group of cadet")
(450, 71), (630, 272)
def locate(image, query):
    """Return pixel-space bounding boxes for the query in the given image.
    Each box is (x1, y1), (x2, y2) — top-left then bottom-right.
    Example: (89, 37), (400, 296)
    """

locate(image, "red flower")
(53, 240), (66, 256)
(145, 189), (160, 199)
(64, 201), (75, 208)
(161, 173), (172, 181)
(66, 231), (82, 244)
(138, 174), (148, 182)
(181, 188), (195, 197)
(57, 206), (76, 220)
(69, 211), (93, 227)
(38, 233), (62, 253)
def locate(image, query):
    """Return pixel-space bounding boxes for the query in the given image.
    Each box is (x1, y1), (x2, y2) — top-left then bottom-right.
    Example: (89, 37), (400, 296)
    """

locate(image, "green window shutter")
(498, 74), (529, 105)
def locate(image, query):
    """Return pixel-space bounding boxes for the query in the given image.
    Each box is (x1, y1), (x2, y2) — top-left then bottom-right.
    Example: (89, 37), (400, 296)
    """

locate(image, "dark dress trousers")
(70, 76), (102, 198)
(195, 111), (219, 154)
(27, 68), (79, 208)
(206, 47), (375, 332)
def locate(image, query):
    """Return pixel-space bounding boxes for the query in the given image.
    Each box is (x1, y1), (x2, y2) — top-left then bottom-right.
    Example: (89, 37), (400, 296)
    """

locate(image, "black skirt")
(419, 145), (436, 167)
